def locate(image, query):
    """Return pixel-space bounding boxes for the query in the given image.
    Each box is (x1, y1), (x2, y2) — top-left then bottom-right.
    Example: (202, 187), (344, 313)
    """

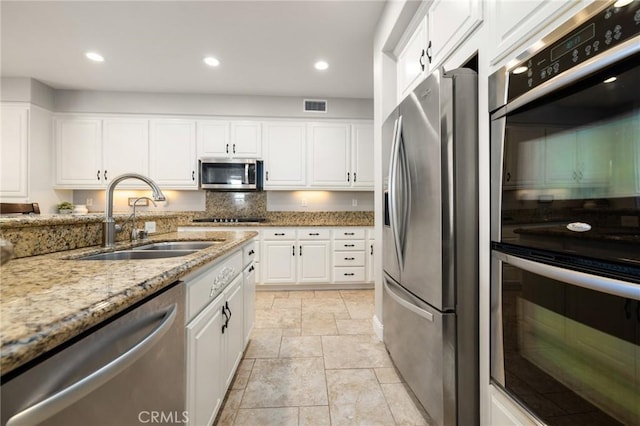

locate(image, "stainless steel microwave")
(199, 158), (263, 191)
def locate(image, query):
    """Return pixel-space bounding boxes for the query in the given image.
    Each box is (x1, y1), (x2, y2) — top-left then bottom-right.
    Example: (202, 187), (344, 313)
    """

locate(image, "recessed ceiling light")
(512, 66), (528, 75)
(85, 52), (104, 62)
(603, 76), (617, 84)
(203, 56), (220, 67)
(614, 0), (633, 7)
(314, 60), (329, 71)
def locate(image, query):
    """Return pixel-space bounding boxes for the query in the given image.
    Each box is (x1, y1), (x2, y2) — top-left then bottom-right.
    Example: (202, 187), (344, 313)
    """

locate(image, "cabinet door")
(231, 121), (262, 158)
(186, 296), (224, 426)
(262, 240), (297, 284)
(298, 241), (331, 283)
(263, 122), (306, 188)
(223, 276), (244, 389)
(396, 16), (428, 102)
(428, 0), (482, 68)
(149, 119), (197, 189)
(351, 123), (374, 189)
(0, 105), (29, 198)
(197, 120), (230, 158)
(102, 119), (149, 187)
(308, 123), (351, 188)
(243, 263), (256, 348)
(544, 129), (577, 186)
(55, 117), (103, 187)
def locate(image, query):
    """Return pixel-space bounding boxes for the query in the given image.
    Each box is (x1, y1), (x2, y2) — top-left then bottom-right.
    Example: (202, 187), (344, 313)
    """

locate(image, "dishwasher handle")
(6, 303), (178, 426)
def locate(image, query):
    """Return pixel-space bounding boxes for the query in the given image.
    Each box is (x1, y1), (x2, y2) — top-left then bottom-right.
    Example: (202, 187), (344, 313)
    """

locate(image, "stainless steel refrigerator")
(383, 68), (478, 426)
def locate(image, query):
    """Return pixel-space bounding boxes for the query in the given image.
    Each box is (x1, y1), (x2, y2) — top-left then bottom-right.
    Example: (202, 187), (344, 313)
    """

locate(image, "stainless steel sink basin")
(135, 241), (220, 251)
(75, 250), (198, 260)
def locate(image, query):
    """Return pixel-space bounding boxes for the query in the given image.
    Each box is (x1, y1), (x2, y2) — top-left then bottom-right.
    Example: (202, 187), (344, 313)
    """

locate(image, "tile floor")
(214, 289), (431, 426)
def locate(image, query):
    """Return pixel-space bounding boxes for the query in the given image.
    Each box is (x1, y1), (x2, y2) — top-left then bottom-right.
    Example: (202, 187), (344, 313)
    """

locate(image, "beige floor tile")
(301, 312), (338, 336)
(381, 383), (431, 425)
(374, 367), (404, 384)
(254, 297), (274, 310)
(314, 290), (342, 298)
(241, 357), (328, 408)
(340, 289), (375, 301)
(336, 318), (374, 335)
(244, 328), (282, 358)
(302, 298), (349, 316)
(256, 291), (289, 298)
(299, 406), (331, 426)
(254, 308), (301, 329)
(322, 335), (393, 369)
(273, 291), (292, 298)
(231, 359), (255, 390)
(233, 407), (298, 426)
(326, 368), (396, 426)
(282, 327), (302, 336)
(272, 297), (302, 310)
(279, 335), (323, 358)
(287, 290), (316, 299)
(344, 300), (375, 319)
(215, 389), (243, 426)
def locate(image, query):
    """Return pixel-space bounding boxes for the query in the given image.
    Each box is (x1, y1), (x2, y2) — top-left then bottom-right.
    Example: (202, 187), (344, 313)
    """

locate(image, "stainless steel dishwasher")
(1, 282), (185, 426)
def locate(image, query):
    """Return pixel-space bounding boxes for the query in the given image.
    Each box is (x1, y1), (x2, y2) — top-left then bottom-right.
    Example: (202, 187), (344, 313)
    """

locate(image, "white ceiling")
(1, 0), (385, 99)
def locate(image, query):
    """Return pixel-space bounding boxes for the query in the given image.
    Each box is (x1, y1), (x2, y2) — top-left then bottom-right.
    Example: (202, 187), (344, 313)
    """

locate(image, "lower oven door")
(491, 250), (640, 426)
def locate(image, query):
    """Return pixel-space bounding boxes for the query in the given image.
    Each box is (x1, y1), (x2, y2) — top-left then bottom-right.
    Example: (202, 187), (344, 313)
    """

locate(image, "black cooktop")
(193, 217), (266, 223)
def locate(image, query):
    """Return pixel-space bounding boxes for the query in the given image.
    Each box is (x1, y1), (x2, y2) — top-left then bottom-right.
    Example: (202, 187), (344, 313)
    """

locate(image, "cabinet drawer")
(333, 240), (365, 251)
(333, 228), (366, 239)
(243, 240), (257, 266)
(333, 251), (365, 267)
(186, 250), (243, 321)
(297, 228), (330, 240)
(263, 229), (296, 240)
(333, 267), (366, 282)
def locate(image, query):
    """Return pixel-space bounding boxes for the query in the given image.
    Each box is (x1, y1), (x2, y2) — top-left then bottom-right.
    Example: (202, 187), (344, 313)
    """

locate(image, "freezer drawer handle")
(384, 280), (434, 322)
(6, 304), (178, 426)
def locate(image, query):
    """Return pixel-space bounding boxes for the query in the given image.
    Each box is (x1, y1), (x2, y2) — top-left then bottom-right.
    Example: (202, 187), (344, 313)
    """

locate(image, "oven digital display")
(550, 24), (595, 61)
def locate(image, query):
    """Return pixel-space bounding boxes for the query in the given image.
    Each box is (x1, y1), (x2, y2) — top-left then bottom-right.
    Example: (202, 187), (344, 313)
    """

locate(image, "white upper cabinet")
(351, 123), (374, 189)
(149, 119), (197, 189)
(396, 15), (429, 102)
(308, 123), (351, 188)
(197, 120), (261, 159)
(1, 105), (29, 199)
(230, 121), (262, 158)
(102, 119), (149, 187)
(427, 0), (482, 68)
(197, 120), (230, 158)
(263, 122), (307, 188)
(55, 117), (103, 187)
(490, 0), (579, 65)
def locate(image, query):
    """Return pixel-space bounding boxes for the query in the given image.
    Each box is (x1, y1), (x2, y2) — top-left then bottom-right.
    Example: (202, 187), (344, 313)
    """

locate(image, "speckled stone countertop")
(0, 230), (257, 377)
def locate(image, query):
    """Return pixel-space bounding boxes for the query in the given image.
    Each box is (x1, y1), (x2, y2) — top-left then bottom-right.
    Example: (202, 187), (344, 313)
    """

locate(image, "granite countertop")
(0, 211), (188, 229)
(0, 230), (257, 377)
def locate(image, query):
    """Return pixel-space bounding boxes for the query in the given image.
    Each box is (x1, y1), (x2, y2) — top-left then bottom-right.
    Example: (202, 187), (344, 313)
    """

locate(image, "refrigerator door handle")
(384, 278), (434, 322)
(389, 116), (404, 269)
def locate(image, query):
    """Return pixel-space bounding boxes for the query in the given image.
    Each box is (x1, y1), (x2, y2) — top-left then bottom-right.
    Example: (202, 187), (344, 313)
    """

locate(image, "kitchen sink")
(75, 250), (198, 260)
(135, 241), (220, 251)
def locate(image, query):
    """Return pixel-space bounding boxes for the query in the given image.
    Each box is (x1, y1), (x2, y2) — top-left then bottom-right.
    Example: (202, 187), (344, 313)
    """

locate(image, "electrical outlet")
(301, 198), (307, 207)
(352, 199), (358, 207)
(86, 198), (93, 207)
(144, 221), (156, 233)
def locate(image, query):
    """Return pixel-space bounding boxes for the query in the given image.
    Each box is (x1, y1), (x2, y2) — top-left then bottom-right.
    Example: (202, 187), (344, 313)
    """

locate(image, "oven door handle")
(6, 304), (177, 426)
(497, 252), (640, 300)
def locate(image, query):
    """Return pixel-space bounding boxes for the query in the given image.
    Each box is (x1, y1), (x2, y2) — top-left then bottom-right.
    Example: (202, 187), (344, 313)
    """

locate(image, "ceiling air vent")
(304, 99), (327, 113)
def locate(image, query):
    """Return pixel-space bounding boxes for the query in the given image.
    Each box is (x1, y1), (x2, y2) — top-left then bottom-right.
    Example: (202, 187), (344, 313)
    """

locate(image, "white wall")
(267, 190), (374, 212)
(73, 189), (205, 213)
(54, 90), (373, 119)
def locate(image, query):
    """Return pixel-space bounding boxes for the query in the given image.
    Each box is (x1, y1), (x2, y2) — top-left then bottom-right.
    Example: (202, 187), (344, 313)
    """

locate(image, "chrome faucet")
(103, 173), (166, 247)
(129, 196), (157, 241)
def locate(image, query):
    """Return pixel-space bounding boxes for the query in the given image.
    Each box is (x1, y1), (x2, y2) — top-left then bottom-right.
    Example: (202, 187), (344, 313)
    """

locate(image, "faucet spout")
(103, 173), (166, 247)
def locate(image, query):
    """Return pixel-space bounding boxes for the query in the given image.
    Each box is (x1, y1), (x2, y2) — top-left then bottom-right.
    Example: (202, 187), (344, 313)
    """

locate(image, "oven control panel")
(508, 0), (640, 101)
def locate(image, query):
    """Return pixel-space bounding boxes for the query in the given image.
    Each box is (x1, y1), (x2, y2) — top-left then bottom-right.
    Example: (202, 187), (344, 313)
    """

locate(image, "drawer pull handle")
(248, 250), (255, 255)
(292, 245), (295, 256)
(275, 233), (285, 236)
(371, 244), (374, 255)
(345, 244), (355, 247)
(344, 273), (355, 276)
(345, 257), (355, 261)
(344, 232), (355, 236)
(309, 233), (319, 236)
(249, 265), (255, 273)
(221, 306), (228, 333)
(299, 245), (302, 256)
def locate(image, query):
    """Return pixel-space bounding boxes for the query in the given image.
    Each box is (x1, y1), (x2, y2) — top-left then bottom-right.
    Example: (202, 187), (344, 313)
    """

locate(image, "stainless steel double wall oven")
(490, 1), (640, 425)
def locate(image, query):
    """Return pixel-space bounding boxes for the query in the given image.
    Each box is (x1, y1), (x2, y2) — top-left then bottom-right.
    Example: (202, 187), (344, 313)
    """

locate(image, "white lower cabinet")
(333, 228), (367, 283)
(184, 246), (250, 426)
(262, 238), (297, 284)
(297, 229), (331, 283)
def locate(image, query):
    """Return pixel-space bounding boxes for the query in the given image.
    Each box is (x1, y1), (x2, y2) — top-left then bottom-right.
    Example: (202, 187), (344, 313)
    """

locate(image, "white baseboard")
(372, 314), (383, 341)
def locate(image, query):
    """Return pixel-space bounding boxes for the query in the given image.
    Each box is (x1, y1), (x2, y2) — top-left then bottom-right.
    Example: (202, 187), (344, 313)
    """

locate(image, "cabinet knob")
(353, 172), (357, 182)
(97, 170), (101, 181)
(226, 143), (229, 154)
(192, 171), (195, 181)
(233, 143), (236, 154)
(347, 172), (350, 182)
(266, 171), (269, 181)
(104, 170), (108, 180)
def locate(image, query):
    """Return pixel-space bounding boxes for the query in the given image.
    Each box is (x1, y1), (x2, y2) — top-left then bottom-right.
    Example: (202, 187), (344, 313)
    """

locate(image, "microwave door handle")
(389, 115), (404, 268)
(245, 163), (249, 184)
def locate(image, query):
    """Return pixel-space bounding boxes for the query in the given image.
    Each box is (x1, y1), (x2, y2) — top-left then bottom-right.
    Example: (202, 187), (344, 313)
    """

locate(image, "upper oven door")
(491, 47), (640, 265)
(199, 159), (259, 190)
